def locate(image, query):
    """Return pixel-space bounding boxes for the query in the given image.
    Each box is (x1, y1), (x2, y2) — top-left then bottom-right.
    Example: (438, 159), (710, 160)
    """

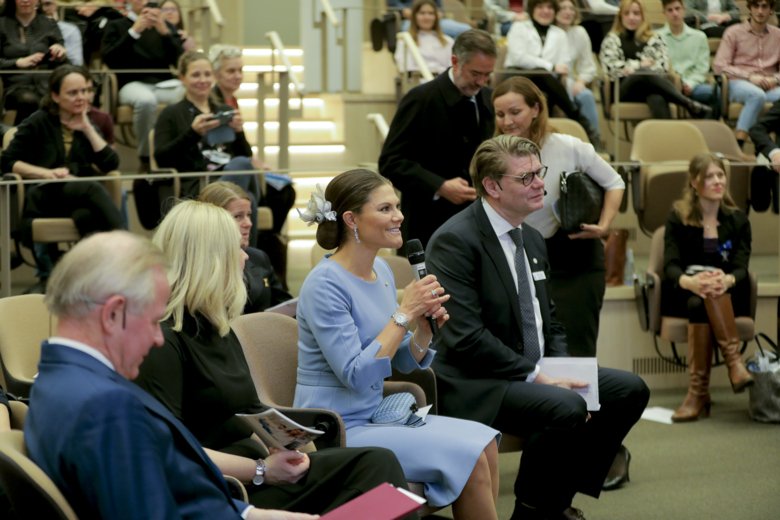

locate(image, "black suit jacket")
(427, 200), (568, 425)
(378, 70), (494, 248)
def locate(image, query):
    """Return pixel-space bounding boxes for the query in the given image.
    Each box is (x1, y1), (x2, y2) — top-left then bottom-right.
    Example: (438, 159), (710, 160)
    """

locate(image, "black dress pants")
(619, 73), (693, 119)
(492, 367), (649, 516)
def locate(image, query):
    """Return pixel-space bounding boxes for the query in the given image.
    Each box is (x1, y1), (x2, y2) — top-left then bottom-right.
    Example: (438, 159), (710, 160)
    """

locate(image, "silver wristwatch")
(252, 458), (266, 486)
(391, 311), (411, 331)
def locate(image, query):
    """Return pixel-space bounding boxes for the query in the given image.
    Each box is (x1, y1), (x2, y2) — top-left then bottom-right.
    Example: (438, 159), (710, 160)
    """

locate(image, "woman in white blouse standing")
(394, 0), (453, 76)
(556, 0), (601, 151)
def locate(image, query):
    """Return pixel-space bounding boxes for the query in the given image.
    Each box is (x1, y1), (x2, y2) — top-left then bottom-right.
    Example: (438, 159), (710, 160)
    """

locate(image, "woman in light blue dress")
(294, 169), (500, 518)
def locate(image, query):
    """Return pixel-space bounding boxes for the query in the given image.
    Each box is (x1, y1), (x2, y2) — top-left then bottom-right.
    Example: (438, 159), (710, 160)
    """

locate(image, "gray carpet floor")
(435, 387), (780, 520)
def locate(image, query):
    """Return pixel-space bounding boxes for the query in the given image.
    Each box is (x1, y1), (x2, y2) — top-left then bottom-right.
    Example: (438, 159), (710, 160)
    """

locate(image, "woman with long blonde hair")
(664, 153), (753, 422)
(135, 200), (411, 515)
(394, 0), (454, 74)
(599, 0), (712, 118)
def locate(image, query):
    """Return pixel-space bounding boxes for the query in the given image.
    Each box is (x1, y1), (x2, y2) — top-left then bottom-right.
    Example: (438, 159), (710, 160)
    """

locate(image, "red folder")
(321, 482), (426, 520)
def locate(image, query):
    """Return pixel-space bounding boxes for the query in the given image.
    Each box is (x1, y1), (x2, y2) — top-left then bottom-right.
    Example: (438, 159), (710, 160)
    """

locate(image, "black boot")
(686, 98), (714, 118)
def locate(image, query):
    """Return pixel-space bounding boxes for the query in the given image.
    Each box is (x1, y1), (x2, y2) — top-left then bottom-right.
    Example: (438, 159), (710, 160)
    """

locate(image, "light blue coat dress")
(294, 256), (500, 507)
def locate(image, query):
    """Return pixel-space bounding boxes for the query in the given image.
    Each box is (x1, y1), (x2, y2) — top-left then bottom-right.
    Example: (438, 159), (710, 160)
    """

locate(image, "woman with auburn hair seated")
(134, 199), (410, 516)
(664, 153), (754, 422)
(198, 181), (292, 314)
(294, 169), (501, 519)
(1, 64), (121, 287)
(599, 0), (712, 119)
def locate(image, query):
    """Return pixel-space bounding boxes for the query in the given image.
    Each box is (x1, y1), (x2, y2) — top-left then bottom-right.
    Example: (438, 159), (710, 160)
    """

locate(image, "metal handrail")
(367, 113), (389, 141)
(205, 0), (225, 27)
(396, 32), (433, 82)
(266, 31), (305, 96)
(319, 0), (340, 26)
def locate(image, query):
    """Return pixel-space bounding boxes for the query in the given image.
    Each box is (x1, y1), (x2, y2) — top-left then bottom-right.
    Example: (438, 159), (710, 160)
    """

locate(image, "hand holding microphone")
(405, 239), (450, 338)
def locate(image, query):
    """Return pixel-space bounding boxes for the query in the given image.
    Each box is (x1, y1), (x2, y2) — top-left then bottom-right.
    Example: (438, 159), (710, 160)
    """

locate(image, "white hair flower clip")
(297, 185), (337, 226)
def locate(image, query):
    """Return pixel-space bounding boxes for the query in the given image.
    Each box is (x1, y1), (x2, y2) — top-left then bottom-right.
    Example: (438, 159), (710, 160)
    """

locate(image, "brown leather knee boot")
(673, 323), (713, 422)
(704, 294), (754, 393)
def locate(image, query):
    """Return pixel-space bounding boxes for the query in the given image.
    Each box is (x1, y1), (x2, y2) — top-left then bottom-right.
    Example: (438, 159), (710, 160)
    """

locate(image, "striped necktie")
(508, 228), (541, 363)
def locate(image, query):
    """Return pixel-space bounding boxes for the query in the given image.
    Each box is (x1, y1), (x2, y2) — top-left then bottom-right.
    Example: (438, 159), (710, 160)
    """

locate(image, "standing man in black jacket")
(101, 0), (183, 170)
(378, 29), (496, 253)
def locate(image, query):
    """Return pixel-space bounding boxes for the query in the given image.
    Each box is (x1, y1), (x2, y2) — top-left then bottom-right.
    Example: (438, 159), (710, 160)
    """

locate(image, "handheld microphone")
(406, 239), (439, 337)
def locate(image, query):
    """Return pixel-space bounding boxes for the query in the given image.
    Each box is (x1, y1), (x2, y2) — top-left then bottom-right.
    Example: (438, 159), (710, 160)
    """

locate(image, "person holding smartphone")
(153, 51), (267, 242)
(0, 0), (68, 124)
(663, 153), (754, 423)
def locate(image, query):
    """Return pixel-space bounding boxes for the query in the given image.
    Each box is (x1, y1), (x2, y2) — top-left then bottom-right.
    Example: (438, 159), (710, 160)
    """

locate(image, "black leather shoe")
(561, 507), (587, 520)
(687, 100), (714, 118)
(603, 444), (631, 491)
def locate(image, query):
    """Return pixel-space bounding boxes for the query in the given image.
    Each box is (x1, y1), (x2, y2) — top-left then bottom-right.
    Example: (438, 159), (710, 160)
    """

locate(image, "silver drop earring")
(353, 226), (361, 244)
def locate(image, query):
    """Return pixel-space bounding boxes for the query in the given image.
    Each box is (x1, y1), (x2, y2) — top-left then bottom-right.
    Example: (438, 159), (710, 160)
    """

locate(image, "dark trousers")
(247, 447), (410, 514)
(619, 73), (694, 119)
(21, 181), (124, 248)
(546, 231), (606, 357)
(493, 368), (649, 516)
(662, 279), (751, 323)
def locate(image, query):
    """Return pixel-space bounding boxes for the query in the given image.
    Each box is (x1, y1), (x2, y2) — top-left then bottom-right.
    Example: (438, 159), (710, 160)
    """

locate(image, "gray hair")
(45, 231), (167, 318)
(209, 44), (242, 72)
(452, 29), (497, 64)
(470, 135), (541, 197)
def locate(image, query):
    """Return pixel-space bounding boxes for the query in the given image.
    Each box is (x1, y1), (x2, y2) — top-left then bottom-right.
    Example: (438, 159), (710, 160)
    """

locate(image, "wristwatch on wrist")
(252, 458), (266, 486)
(391, 311), (411, 331)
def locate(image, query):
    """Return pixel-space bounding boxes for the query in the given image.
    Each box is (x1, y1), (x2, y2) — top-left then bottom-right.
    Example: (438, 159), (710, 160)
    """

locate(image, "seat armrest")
(223, 475), (249, 501)
(383, 380), (426, 409)
(389, 368), (438, 414)
(272, 406), (346, 451)
(646, 271), (662, 334)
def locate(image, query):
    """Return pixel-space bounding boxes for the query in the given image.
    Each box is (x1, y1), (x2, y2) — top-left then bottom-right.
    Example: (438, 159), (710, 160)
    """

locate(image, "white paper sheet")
(538, 357), (600, 411)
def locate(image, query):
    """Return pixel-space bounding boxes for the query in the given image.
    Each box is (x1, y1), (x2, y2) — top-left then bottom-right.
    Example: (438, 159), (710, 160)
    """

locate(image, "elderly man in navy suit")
(427, 136), (649, 520)
(23, 230), (406, 519)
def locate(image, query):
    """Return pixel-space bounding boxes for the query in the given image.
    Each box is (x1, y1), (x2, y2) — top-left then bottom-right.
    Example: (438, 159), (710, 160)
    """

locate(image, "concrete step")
(242, 120), (339, 145)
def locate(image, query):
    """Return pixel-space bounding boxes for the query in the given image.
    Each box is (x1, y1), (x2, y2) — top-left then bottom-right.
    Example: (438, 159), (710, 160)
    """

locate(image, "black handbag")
(557, 171), (604, 233)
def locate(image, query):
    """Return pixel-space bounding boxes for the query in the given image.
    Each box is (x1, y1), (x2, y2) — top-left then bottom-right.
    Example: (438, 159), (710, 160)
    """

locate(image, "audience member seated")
(210, 44), (296, 249)
(388, 0), (471, 38)
(599, 0), (713, 119)
(85, 70), (116, 146)
(198, 181), (293, 314)
(712, 0), (780, 148)
(0, 0), (68, 125)
(426, 135), (649, 520)
(749, 98), (780, 171)
(135, 200), (411, 515)
(154, 51), (256, 198)
(684, 0), (741, 37)
(41, 0), (84, 65)
(0, 64), (122, 288)
(658, 0), (719, 118)
(101, 0), (184, 170)
(63, 1), (124, 65)
(555, 0), (602, 149)
(505, 0), (600, 147)
(161, 0), (196, 51)
(663, 153), (754, 422)
(394, 0), (454, 75)
(484, 0), (528, 36)
(293, 169), (501, 519)
(23, 230), (319, 519)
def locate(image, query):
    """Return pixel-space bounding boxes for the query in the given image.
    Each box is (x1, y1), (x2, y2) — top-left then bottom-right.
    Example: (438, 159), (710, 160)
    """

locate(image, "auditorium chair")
(0, 294), (54, 397)
(638, 226), (756, 367)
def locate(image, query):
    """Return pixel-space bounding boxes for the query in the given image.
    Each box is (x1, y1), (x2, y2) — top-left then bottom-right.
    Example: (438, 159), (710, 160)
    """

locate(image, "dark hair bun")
(316, 221), (340, 250)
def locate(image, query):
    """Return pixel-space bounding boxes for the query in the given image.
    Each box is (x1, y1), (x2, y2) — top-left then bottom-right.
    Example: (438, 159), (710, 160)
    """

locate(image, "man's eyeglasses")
(499, 166), (548, 187)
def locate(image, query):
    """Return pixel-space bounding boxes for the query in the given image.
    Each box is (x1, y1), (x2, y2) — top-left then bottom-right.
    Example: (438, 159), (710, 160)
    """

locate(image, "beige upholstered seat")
(686, 120), (754, 211)
(0, 294), (54, 397)
(0, 430), (79, 520)
(231, 311), (439, 512)
(642, 227), (756, 365)
(630, 120), (712, 235)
